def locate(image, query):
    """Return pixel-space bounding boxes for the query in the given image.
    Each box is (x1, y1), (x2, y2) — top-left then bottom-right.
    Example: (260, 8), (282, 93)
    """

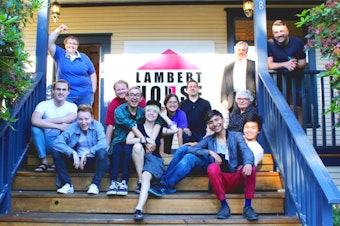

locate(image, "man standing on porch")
(220, 41), (256, 113)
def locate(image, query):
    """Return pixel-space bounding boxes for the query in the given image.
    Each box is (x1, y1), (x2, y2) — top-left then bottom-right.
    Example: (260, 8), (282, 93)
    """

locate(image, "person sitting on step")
(31, 79), (77, 173)
(52, 104), (108, 195)
(126, 100), (177, 221)
(207, 113), (264, 221)
(106, 87), (161, 196)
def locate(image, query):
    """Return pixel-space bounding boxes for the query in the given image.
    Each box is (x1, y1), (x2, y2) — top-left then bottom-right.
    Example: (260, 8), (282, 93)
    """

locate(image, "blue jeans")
(109, 142), (133, 182)
(67, 93), (94, 106)
(31, 126), (57, 159)
(53, 149), (108, 187)
(161, 147), (212, 188)
(183, 131), (205, 143)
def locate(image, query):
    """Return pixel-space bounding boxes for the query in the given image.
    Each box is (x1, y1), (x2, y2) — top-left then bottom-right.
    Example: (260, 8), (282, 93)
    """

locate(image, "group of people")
(30, 19), (306, 221)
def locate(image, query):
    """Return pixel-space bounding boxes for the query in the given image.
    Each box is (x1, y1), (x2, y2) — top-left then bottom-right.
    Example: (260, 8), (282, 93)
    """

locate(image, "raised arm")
(48, 24), (68, 57)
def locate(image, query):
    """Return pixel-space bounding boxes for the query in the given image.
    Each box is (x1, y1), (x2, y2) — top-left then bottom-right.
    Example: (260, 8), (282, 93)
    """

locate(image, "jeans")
(183, 131), (205, 143)
(207, 163), (256, 200)
(109, 142), (133, 182)
(31, 126), (57, 159)
(53, 148), (108, 187)
(67, 93), (94, 106)
(161, 148), (211, 188)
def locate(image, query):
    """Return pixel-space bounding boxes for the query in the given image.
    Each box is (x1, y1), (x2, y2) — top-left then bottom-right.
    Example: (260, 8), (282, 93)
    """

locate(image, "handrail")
(258, 70), (340, 226)
(0, 72), (44, 213)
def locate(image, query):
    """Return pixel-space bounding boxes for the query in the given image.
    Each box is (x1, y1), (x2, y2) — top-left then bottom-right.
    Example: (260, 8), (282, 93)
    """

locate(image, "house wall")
(23, 5), (230, 56)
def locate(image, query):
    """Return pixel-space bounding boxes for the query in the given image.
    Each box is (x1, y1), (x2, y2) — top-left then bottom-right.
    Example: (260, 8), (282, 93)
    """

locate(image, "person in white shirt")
(221, 41), (256, 112)
(243, 114), (264, 166)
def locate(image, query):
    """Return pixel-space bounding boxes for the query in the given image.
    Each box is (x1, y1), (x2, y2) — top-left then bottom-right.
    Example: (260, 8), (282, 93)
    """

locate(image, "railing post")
(35, 0), (49, 101)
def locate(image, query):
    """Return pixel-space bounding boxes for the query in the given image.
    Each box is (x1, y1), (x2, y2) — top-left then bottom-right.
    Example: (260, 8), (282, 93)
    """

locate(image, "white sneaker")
(57, 183), (74, 194)
(117, 182), (128, 196)
(87, 184), (99, 195)
(106, 181), (119, 196)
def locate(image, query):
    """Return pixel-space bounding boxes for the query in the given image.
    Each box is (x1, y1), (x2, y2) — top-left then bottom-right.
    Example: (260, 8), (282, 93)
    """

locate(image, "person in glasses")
(161, 93), (188, 154)
(227, 90), (257, 132)
(105, 80), (146, 149)
(106, 87), (161, 196)
(48, 24), (97, 106)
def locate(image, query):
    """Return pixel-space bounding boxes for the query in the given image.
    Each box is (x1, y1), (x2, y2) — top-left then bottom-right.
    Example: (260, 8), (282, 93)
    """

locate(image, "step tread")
(0, 212), (302, 225)
(13, 171), (282, 191)
(12, 190), (285, 198)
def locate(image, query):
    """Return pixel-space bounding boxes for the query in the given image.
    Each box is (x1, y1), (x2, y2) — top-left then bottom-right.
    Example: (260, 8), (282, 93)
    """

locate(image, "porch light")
(51, 0), (61, 23)
(243, 0), (254, 18)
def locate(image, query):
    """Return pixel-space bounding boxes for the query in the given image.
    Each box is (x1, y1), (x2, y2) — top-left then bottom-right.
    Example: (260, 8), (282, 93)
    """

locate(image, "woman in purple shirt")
(161, 94), (188, 154)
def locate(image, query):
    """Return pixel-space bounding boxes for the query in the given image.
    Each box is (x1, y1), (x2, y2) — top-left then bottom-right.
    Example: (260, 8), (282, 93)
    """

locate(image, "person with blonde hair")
(52, 105), (108, 195)
(126, 100), (178, 221)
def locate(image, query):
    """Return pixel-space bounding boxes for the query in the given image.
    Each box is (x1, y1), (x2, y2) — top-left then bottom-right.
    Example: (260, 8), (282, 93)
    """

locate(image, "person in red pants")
(207, 113), (263, 221)
(188, 110), (261, 220)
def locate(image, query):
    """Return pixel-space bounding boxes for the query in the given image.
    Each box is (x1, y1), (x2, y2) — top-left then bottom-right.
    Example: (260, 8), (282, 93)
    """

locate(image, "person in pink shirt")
(105, 80), (146, 148)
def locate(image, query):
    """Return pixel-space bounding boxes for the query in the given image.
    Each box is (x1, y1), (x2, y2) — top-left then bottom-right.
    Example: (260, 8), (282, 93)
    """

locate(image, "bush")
(0, 0), (42, 127)
(296, 0), (340, 127)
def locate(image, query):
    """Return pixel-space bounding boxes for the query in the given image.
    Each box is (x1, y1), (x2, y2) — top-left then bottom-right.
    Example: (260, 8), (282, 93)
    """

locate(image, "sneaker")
(166, 187), (177, 194)
(87, 184), (99, 195)
(216, 205), (231, 219)
(117, 182), (128, 196)
(243, 206), (258, 221)
(148, 183), (166, 197)
(57, 183), (74, 194)
(135, 180), (142, 194)
(106, 181), (119, 196)
(134, 209), (143, 221)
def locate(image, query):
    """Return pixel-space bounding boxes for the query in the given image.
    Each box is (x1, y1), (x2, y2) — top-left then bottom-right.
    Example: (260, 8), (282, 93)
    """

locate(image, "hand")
(58, 24), (68, 33)
(210, 151), (222, 165)
(285, 58), (298, 71)
(222, 100), (229, 110)
(242, 164), (253, 176)
(183, 128), (192, 136)
(72, 152), (80, 169)
(80, 154), (87, 170)
(145, 143), (156, 153)
(58, 123), (71, 131)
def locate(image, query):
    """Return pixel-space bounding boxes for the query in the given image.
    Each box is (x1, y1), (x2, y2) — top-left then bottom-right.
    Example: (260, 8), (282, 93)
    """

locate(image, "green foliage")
(334, 204), (340, 226)
(0, 0), (43, 127)
(296, 0), (340, 127)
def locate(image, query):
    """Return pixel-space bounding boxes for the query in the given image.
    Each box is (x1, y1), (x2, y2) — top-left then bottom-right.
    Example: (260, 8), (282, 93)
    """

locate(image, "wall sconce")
(51, 0), (61, 23)
(243, 0), (254, 18)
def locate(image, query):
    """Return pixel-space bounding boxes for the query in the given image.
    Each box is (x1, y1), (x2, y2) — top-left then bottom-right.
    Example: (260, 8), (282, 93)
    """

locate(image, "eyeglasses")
(65, 42), (78, 46)
(237, 98), (249, 101)
(128, 93), (141, 98)
(167, 101), (178, 105)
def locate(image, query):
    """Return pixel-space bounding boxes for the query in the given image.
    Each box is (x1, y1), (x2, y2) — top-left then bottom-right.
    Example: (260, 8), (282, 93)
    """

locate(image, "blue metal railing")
(0, 72), (44, 213)
(258, 70), (340, 226)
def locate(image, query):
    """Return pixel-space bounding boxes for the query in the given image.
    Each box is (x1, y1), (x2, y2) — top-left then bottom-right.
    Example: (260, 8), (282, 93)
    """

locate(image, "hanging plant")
(296, 0), (340, 127)
(0, 0), (43, 127)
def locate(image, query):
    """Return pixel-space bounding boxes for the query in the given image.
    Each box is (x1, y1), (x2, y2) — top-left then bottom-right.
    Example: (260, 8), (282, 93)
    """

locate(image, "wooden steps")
(1, 153), (301, 225)
(0, 212), (302, 226)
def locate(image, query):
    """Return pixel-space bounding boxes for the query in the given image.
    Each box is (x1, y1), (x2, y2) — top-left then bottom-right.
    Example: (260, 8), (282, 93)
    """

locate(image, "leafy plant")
(296, 0), (340, 127)
(334, 204), (340, 226)
(0, 0), (43, 128)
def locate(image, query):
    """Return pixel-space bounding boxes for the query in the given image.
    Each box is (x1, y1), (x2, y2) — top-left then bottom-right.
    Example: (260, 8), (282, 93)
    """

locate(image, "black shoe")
(216, 205), (231, 219)
(134, 209), (143, 221)
(243, 206), (258, 221)
(149, 183), (166, 197)
(135, 181), (141, 194)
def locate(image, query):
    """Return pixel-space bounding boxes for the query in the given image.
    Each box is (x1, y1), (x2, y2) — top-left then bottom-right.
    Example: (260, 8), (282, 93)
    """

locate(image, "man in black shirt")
(180, 79), (211, 143)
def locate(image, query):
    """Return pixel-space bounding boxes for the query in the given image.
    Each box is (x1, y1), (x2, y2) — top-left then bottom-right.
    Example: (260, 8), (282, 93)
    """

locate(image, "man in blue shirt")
(267, 20), (307, 125)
